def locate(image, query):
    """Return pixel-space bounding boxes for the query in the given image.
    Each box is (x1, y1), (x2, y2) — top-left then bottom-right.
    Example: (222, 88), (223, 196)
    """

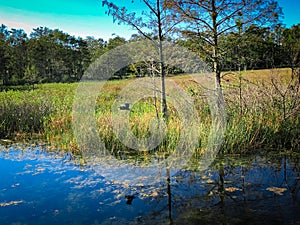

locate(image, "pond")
(0, 145), (299, 225)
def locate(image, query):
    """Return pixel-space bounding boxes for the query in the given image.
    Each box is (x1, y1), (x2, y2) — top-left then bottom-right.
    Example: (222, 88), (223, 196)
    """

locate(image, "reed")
(0, 69), (299, 156)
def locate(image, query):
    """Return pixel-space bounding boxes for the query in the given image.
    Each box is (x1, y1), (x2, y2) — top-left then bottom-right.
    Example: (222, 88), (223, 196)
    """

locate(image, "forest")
(0, 22), (299, 86)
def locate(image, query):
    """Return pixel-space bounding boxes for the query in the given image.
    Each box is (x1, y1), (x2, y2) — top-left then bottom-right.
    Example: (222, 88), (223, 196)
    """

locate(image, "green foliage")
(24, 64), (39, 85)
(283, 24), (300, 82)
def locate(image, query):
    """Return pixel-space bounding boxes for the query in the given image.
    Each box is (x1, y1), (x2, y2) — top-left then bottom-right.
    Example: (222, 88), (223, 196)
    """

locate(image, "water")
(0, 146), (299, 225)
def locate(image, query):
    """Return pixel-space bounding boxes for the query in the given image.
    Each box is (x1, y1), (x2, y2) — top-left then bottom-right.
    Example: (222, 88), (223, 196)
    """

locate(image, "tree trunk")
(157, 0), (168, 120)
(211, 0), (221, 89)
(160, 49), (168, 120)
(3, 71), (9, 86)
(213, 38), (222, 92)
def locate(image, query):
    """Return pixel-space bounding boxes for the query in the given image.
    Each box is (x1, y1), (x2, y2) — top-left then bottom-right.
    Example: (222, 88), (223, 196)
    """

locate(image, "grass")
(0, 68), (299, 158)
(0, 83), (76, 146)
(221, 68), (300, 152)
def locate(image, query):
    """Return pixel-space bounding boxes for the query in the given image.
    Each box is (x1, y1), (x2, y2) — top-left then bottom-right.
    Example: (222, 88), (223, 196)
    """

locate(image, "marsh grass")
(0, 69), (299, 157)
(222, 68), (300, 152)
(0, 90), (53, 139)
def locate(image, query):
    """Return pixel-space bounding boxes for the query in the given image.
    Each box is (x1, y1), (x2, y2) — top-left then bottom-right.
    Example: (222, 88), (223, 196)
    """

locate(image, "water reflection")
(0, 146), (299, 225)
(172, 155), (300, 225)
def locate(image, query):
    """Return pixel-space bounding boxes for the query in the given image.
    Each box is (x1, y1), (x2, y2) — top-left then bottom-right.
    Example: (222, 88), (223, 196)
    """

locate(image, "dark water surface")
(0, 146), (299, 225)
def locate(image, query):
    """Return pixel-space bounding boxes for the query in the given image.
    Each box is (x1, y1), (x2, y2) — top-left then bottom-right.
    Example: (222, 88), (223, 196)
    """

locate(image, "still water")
(0, 145), (299, 225)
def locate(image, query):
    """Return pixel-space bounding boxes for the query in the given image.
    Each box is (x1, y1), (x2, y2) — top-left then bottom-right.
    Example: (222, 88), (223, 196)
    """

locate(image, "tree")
(106, 36), (126, 50)
(24, 64), (39, 87)
(7, 28), (28, 84)
(102, 0), (180, 119)
(283, 24), (300, 83)
(28, 27), (53, 82)
(86, 36), (107, 62)
(0, 24), (10, 85)
(221, 24), (282, 71)
(105, 36), (130, 79)
(75, 37), (92, 81)
(28, 27), (91, 83)
(167, 0), (282, 87)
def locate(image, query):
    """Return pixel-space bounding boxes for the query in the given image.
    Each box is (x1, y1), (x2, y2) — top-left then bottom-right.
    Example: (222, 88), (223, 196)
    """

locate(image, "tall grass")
(0, 90), (53, 139)
(221, 68), (300, 152)
(0, 83), (76, 144)
(0, 69), (299, 156)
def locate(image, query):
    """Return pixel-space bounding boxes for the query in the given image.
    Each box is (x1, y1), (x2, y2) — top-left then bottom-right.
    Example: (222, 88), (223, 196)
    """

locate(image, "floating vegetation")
(225, 187), (241, 192)
(266, 187), (287, 195)
(0, 200), (23, 207)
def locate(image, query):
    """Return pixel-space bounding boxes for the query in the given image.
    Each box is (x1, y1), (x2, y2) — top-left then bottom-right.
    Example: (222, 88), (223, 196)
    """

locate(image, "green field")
(0, 68), (299, 156)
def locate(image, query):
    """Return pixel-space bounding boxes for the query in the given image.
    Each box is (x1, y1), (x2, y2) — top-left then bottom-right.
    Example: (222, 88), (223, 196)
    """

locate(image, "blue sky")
(0, 0), (299, 40)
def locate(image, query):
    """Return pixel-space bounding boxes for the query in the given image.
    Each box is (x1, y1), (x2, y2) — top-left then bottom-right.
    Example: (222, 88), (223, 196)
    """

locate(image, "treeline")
(180, 23), (300, 79)
(0, 23), (299, 85)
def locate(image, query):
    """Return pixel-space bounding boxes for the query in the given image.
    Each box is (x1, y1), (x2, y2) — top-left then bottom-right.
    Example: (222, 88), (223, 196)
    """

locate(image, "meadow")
(0, 68), (299, 157)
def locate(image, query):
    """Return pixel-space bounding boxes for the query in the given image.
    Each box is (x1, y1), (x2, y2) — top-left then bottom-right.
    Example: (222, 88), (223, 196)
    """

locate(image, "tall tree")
(107, 36), (130, 79)
(167, 0), (282, 87)
(29, 27), (53, 82)
(102, 0), (180, 119)
(6, 29), (28, 84)
(86, 36), (107, 62)
(283, 24), (300, 83)
(0, 24), (10, 85)
(28, 27), (91, 83)
(221, 24), (281, 71)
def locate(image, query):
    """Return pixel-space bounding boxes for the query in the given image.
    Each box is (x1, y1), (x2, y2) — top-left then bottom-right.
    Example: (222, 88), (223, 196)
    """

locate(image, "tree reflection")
(134, 154), (300, 225)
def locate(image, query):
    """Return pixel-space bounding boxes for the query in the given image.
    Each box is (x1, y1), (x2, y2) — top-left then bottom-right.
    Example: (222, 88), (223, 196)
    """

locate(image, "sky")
(0, 0), (299, 40)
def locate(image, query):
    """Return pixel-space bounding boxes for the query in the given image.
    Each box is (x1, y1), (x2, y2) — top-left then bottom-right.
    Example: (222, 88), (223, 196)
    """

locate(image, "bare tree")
(102, 0), (180, 119)
(166, 0), (282, 88)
